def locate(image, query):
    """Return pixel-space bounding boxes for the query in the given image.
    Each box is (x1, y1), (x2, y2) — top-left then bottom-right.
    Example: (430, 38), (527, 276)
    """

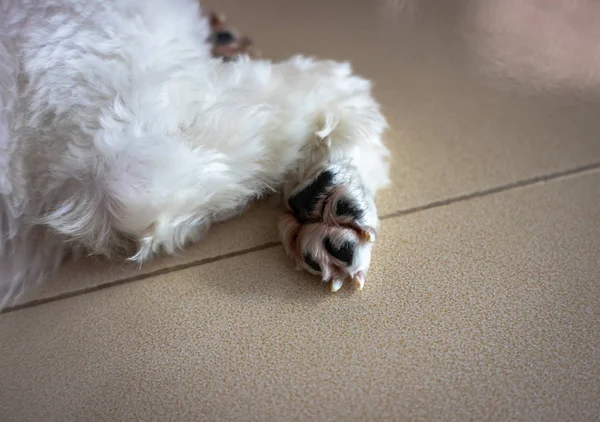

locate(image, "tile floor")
(1, 0), (599, 420)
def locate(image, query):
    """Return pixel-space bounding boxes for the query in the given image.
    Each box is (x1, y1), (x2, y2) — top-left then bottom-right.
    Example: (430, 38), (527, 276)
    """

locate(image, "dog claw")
(331, 279), (344, 292)
(354, 273), (365, 290)
(364, 231), (375, 243)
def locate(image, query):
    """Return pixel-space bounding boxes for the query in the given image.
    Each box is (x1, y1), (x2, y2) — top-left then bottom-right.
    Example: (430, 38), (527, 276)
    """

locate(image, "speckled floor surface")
(1, 1), (599, 420)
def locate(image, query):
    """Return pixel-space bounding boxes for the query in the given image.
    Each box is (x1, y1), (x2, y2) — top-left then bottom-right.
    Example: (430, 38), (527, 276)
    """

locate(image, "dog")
(0, 0), (391, 308)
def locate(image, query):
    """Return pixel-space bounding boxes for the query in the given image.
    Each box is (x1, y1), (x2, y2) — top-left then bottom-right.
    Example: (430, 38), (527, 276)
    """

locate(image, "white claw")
(354, 274), (365, 290)
(365, 231), (375, 243)
(331, 279), (344, 292)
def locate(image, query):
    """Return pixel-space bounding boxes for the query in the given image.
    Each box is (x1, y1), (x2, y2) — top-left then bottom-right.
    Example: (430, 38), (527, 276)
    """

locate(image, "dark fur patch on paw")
(324, 238), (355, 265)
(303, 253), (321, 272)
(288, 170), (335, 221)
(213, 31), (235, 45)
(335, 198), (365, 221)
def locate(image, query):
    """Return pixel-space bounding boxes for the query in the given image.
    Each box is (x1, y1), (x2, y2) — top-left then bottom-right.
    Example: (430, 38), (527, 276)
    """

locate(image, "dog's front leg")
(200, 55), (391, 290)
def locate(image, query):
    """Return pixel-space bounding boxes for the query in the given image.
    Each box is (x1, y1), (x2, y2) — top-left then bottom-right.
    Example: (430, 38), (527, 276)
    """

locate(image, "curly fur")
(0, 0), (390, 308)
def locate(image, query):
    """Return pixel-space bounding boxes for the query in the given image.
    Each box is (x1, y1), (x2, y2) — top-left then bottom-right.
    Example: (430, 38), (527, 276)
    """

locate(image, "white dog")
(0, 0), (390, 308)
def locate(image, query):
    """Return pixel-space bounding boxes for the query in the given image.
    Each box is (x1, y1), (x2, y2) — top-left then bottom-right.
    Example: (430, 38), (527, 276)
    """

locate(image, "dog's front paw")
(279, 163), (379, 292)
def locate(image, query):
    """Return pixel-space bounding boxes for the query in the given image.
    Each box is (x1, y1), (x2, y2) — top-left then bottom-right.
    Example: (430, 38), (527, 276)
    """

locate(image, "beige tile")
(16, 0), (600, 304)
(2, 171), (598, 421)
(13, 200), (281, 306)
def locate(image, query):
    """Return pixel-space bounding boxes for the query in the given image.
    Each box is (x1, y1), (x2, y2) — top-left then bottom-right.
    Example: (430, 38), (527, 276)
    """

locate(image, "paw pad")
(287, 170), (335, 222)
(303, 253), (322, 273)
(334, 198), (365, 220)
(323, 238), (355, 266)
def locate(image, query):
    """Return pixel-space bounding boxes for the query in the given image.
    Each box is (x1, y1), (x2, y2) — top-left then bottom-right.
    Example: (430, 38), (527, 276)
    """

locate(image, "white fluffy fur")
(0, 0), (390, 307)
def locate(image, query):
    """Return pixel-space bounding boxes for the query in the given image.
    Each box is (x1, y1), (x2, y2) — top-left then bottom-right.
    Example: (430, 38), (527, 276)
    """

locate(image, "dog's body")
(0, 0), (390, 306)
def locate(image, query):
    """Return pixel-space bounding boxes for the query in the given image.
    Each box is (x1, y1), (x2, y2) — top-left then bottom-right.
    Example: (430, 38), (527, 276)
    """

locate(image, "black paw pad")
(335, 198), (365, 221)
(213, 31), (235, 45)
(324, 238), (355, 265)
(288, 171), (335, 221)
(303, 254), (321, 272)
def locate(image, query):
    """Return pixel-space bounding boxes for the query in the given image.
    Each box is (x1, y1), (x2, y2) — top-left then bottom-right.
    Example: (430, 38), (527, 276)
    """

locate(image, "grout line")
(2, 242), (281, 314)
(379, 162), (600, 220)
(3, 161), (600, 314)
